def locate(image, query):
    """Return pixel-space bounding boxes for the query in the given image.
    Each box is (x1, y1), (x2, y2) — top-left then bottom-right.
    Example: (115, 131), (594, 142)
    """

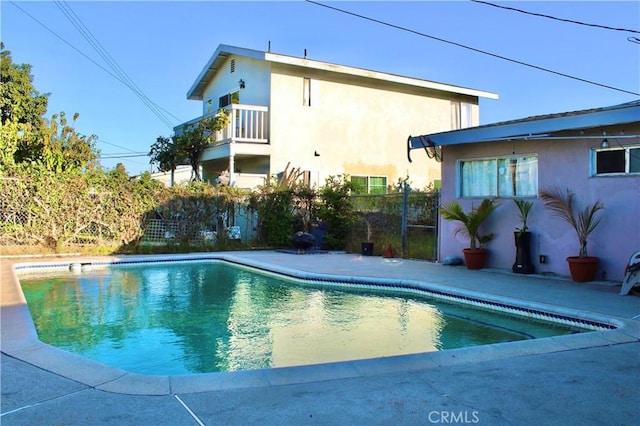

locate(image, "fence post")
(433, 191), (440, 261)
(401, 181), (409, 258)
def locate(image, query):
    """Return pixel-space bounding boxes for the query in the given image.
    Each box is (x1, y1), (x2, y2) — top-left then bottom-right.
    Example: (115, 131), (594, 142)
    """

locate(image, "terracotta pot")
(566, 256), (598, 282)
(463, 248), (488, 270)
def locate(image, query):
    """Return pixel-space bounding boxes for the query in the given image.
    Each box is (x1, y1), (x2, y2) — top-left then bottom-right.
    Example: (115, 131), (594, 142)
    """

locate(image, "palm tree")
(539, 187), (604, 258)
(440, 199), (500, 250)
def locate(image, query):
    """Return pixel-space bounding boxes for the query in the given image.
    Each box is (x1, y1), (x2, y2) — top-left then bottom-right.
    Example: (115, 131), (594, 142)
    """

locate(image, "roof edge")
(409, 100), (640, 148)
(186, 45), (266, 99)
(186, 44), (498, 101)
(265, 52), (498, 100)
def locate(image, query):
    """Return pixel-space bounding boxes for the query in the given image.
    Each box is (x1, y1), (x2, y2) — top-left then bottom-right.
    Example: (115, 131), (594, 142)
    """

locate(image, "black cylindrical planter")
(513, 231), (535, 274)
(361, 242), (374, 256)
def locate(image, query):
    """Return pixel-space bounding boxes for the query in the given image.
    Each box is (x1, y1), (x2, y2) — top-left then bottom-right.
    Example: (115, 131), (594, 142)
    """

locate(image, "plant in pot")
(439, 199), (500, 269)
(512, 199), (535, 274)
(360, 212), (376, 256)
(539, 187), (604, 282)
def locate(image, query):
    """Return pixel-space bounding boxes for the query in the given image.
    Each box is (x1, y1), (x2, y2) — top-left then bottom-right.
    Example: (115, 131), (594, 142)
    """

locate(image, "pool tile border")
(15, 255), (619, 331)
(4, 253), (639, 396)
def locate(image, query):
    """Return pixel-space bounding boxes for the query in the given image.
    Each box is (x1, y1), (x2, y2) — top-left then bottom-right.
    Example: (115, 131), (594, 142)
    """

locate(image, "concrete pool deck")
(2, 251), (639, 425)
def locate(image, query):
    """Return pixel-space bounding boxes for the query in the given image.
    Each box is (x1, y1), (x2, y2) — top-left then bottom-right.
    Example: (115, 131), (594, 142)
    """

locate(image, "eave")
(186, 44), (499, 101)
(409, 100), (640, 149)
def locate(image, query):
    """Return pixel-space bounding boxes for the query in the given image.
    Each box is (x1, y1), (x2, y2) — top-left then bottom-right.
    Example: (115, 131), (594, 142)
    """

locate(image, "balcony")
(177, 104), (269, 149)
(176, 104), (270, 187)
(214, 104), (269, 145)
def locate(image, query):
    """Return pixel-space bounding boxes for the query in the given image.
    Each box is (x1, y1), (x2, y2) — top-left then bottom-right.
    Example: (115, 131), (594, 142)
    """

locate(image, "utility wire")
(305, 1), (640, 97)
(54, 0), (176, 129)
(9, 1), (183, 129)
(100, 153), (149, 159)
(97, 138), (143, 153)
(53, 0), (176, 129)
(471, 0), (640, 34)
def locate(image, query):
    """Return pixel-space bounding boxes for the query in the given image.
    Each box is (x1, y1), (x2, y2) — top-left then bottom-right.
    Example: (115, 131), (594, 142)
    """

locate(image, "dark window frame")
(592, 145), (640, 176)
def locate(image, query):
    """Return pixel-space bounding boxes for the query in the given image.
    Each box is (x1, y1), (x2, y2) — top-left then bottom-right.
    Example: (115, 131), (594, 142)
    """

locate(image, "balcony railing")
(214, 104), (269, 145)
(176, 104), (269, 146)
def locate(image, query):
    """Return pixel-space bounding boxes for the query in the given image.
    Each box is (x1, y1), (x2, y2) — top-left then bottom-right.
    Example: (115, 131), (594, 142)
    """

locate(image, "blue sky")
(3, 1), (639, 175)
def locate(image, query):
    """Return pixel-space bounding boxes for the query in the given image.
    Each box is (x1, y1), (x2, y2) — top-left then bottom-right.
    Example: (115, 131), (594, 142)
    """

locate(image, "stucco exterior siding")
(180, 44), (496, 191)
(199, 56), (271, 110)
(439, 124), (640, 282)
(268, 63), (452, 189)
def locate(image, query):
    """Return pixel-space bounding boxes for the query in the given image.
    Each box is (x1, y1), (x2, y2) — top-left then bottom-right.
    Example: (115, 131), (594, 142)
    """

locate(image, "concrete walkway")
(2, 251), (639, 425)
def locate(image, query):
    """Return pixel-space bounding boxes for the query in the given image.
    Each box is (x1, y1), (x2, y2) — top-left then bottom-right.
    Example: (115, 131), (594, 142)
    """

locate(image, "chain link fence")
(0, 175), (258, 252)
(1, 174), (433, 257)
(348, 187), (440, 261)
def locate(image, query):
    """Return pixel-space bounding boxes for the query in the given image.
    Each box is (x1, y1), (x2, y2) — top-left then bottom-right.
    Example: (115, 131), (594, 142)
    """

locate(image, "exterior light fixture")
(239, 79), (245, 89)
(600, 131), (610, 149)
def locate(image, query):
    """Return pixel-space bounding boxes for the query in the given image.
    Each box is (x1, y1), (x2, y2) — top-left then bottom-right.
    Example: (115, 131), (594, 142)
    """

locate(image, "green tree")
(14, 112), (99, 173)
(175, 110), (229, 181)
(318, 175), (357, 250)
(149, 135), (180, 183)
(0, 43), (48, 126)
(0, 120), (31, 172)
(150, 110), (229, 182)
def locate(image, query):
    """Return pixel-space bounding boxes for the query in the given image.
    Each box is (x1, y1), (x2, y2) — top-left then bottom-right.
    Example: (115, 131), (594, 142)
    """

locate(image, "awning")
(407, 135), (442, 163)
(407, 100), (640, 162)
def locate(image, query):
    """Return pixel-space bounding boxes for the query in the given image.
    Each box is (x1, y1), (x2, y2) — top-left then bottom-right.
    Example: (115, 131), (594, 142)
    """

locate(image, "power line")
(8, 1), (183, 129)
(97, 138), (142, 154)
(471, 0), (640, 34)
(53, 0), (176, 129)
(304, 1), (640, 97)
(99, 153), (149, 159)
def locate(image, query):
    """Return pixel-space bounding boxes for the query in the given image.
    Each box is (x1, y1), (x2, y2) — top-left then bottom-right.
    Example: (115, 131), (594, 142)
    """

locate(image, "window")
(459, 156), (538, 197)
(303, 77), (311, 106)
(593, 146), (640, 176)
(451, 101), (473, 130)
(351, 176), (387, 195)
(219, 91), (240, 108)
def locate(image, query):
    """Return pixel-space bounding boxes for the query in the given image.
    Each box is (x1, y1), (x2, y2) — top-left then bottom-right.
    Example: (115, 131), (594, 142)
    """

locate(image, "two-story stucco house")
(176, 44), (498, 191)
(409, 100), (640, 283)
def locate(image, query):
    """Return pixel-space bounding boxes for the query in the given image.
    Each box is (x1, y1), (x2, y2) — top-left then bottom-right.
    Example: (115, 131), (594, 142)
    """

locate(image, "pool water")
(20, 261), (589, 375)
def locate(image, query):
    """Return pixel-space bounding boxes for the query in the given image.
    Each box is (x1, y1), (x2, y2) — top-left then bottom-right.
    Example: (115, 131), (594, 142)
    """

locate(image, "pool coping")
(2, 252), (639, 396)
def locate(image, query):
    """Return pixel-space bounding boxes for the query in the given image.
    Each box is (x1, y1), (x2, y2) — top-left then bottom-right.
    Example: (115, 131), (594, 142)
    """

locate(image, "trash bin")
(361, 242), (374, 256)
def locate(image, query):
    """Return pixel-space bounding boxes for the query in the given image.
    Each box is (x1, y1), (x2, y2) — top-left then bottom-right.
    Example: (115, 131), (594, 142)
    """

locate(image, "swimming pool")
(18, 258), (604, 375)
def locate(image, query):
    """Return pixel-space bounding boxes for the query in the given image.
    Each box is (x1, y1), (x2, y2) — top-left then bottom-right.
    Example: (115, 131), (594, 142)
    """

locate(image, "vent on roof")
(230, 59), (235, 73)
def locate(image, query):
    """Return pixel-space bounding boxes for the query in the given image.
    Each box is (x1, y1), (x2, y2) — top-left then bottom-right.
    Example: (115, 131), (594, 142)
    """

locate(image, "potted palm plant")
(440, 199), (500, 269)
(539, 187), (604, 282)
(513, 199), (535, 274)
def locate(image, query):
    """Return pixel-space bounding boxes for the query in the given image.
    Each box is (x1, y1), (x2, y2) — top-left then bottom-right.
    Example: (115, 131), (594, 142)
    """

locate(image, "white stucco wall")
(439, 123), (640, 282)
(149, 166), (193, 187)
(190, 51), (492, 193)
(267, 63), (465, 189)
(200, 56), (271, 112)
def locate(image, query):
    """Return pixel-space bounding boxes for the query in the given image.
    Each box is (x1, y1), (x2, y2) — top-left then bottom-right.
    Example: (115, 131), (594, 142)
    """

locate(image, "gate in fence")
(350, 184), (440, 261)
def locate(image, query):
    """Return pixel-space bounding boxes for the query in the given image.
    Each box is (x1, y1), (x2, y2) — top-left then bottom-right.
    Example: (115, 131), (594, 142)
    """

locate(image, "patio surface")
(2, 251), (639, 425)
